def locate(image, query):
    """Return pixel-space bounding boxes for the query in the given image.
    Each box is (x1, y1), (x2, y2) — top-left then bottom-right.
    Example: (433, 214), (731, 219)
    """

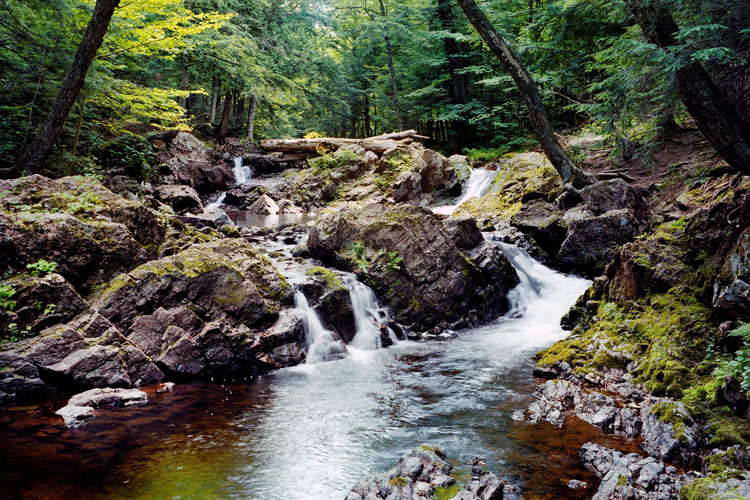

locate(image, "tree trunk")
(16, 0), (120, 176)
(209, 78), (219, 124)
(628, 1), (750, 173)
(179, 55), (189, 111)
(379, 0), (404, 130)
(364, 93), (372, 137)
(456, 0), (592, 187)
(437, 0), (467, 104)
(72, 92), (87, 157)
(218, 92), (232, 143)
(246, 94), (257, 144)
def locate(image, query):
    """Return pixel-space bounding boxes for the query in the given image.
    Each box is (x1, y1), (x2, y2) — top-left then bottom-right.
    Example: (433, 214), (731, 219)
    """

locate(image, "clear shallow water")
(0, 248), (640, 500)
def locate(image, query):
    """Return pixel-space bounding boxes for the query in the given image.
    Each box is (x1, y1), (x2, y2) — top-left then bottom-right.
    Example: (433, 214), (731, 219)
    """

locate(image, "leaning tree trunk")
(246, 94), (257, 145)
(16, 0), (120, 176)
(456, 0), (593, 187)
(628, 1), (750, 173)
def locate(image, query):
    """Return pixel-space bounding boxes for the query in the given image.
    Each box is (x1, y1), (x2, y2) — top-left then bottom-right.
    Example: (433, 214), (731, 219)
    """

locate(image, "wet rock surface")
(308, 203), (518, 332)
(55, 387), (148, 425)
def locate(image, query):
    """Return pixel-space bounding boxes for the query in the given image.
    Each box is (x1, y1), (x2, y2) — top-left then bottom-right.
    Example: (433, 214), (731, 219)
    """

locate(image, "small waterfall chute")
(206, 192), (226, 211)
(343, 275), (398, 351)
(433, 167), (498, 215)
(232, 157), (253, 186)
(294, 291), (347, 364)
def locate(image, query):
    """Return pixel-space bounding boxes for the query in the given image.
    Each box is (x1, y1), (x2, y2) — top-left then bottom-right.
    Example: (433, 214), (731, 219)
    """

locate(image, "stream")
(0, 242), (643, 500)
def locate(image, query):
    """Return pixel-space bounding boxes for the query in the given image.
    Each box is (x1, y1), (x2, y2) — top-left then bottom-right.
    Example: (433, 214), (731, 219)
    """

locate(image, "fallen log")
(259, 137), (413, 155)
(367, 129), (428, 141)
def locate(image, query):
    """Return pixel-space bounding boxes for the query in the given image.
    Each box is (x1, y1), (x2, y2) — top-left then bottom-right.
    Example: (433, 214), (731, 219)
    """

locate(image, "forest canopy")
(0, 0), (748, 172)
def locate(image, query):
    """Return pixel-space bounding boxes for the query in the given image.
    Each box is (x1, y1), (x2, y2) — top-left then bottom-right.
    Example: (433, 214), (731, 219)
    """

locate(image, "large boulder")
(155, 184), (203, 214)
(455, 152), (563, 224)
(714, 225), (750, 315)
(91, 239), (290, 332)
(557, 209), (641, 276)
(391, 171), (423, 204)
(415, 149), (458, 194)
(0, 175), (167, 289)
(510, 200), (567, 256)
(158, 132), (233, 193)
(579, 179), (647, 218)
(308, 204), (518, 332)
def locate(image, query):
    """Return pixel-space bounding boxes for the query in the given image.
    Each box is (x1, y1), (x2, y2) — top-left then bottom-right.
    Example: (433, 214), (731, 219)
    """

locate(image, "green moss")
(419, 444), (446, 459)
(434, 484), (462, 500)
(306, 267), (346, 292)
(389, 475), (407, 488)
(650, 402), (690, 443)
(680, 476), (747, 500)
(617, 474), (630, 487)
(706, 410), (750, 447)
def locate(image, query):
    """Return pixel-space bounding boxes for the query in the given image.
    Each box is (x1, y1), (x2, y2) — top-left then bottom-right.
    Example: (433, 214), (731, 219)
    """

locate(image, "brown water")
(0, 246), (641, 500)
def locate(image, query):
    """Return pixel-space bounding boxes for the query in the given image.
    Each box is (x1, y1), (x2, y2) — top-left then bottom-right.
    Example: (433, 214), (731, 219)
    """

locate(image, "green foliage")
(714, 323), (750, 393)
(26, 259), (57, 276)
(309, 149), (360, 172)
(377, 250), (403, 272)
(348, 241), (369, 272)
(0, 284), (16, 311)
(389, 476), (407, 488)
(97, 135), (156, 181)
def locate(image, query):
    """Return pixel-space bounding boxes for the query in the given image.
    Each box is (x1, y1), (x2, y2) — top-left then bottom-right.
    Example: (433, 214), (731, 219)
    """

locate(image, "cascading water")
(204, 158), (252, 211)
(433, 167), (498, 215)
(205, 192), (226, 211)
(343, 275), (398, 351)
(3, 246), (602, 500)
(294, 291), (347, 364)
(232, 157), (253, 185)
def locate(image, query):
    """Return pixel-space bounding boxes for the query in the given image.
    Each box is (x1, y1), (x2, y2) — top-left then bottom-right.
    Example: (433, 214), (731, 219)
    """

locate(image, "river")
(0, 243), (644, 500)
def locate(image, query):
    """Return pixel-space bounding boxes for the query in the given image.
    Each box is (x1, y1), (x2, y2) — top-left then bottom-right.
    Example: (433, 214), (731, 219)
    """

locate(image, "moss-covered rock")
(308, 203), (518, 332)
(91, 239), (290, 332)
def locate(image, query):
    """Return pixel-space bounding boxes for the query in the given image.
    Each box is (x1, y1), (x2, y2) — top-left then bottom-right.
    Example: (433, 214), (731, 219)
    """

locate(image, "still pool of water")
(0, 246), (640, 500)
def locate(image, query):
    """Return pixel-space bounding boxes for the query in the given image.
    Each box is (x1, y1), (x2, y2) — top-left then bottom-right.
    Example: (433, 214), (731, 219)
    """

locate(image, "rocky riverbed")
(3, 130), (750, 499)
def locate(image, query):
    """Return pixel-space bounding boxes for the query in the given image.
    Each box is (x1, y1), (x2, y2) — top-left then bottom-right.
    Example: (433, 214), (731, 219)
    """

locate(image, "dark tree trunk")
(628, 1), (750, 173)
(246, 94), (257, 145)
(16, 0), (120, 176)
(364, 93), (372, 137)
(437, 0), (467, 104)
(218, 92), (232, 143)
(379, 0), (404, 130)
(456, 0), (593, 187)
(179, 55), (189, 111)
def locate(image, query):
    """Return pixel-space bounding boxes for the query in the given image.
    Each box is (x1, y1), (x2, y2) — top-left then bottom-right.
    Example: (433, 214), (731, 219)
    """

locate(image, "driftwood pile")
(259, 130), (427, 157)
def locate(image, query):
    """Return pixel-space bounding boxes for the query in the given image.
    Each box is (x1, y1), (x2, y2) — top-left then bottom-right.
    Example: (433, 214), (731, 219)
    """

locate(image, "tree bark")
(437, 0), (467, 104)
(260, 137), (414, 155)
(379, 0), (404, 130)
(456, 0), (593, 187)
(218, 92), (232, 143)
(72, 92), (87, 157)
(209, 78), (219, 124)
(628, 1), (750, 173)
(16, 0), (120, 176)
(179, 55), (189, 111)
(246, 94), (257, 144)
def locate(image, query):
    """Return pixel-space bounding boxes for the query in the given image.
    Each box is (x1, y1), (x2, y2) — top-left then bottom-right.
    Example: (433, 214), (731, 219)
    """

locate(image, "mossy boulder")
(308, 203), (518, 332)
(0, 175), (167, 290)
(91, 239), (290, 332)
(455, 152), (563, 224)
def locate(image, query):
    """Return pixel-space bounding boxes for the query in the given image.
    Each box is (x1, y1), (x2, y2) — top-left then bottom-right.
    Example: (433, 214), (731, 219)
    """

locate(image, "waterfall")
(204, 158), (252, 212)
(343, 275), (398, 351)
(498, 242), (591, 330)
(232, 157), (253, 186)
(433, 167), (498, 215)
(206, 192), (226, 211)
(294, 291), (347, 364)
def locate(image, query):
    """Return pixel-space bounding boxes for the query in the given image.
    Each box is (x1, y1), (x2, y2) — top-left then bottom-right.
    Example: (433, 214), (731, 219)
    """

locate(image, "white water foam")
(433, 167), (498, 215)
